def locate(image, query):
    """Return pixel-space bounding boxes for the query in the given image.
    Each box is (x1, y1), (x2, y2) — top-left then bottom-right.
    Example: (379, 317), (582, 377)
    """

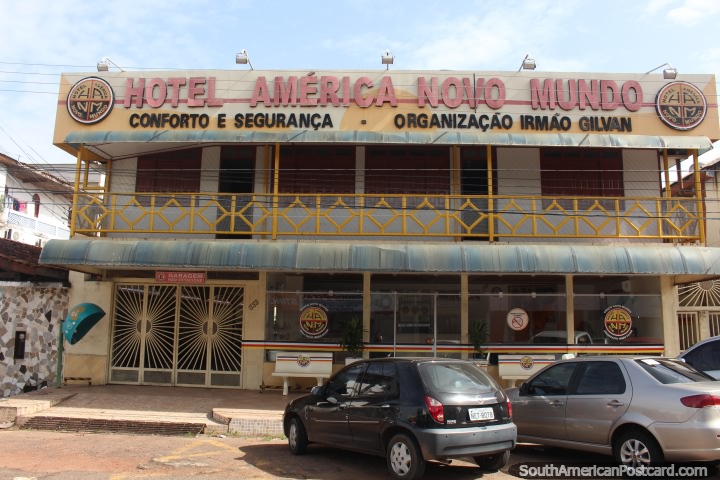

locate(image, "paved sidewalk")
(1, 384), (303, 436)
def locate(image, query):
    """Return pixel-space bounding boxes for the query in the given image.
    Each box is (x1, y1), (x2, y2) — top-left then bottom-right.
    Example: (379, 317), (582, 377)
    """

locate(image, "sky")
(1, 0), (720, 171)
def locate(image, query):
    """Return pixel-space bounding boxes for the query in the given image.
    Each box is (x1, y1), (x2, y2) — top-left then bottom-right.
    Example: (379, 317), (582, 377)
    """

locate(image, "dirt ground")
(0, 429), (516, 480)
(4, 429), (715, 480)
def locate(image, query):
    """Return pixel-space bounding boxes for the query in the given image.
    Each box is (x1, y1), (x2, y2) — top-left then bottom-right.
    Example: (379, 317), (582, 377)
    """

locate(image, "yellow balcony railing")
(71, 192), (701, 242)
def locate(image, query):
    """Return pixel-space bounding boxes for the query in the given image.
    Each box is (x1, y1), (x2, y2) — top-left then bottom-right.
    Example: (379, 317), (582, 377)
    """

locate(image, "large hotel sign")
(56, 70), (719, 142)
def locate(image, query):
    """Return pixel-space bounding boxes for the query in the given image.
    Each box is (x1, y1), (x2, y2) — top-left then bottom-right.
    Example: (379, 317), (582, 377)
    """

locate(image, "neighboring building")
(667, 144), (720, 348)
(0, 153), (73, 247)
(0, 155), (73, 396)
(0, 238), (69, 397)
(40, 67), (720, 390)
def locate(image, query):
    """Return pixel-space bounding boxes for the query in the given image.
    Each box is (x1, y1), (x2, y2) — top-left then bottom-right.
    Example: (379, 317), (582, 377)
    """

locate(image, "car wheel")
(614, 430), (664, 467)
(386, 433), (426, 480)
(287, 417), (308, 455)
(474, 450), (510, 471)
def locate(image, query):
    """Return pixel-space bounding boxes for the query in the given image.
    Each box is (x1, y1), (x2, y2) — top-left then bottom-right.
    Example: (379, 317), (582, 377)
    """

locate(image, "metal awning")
(62, 131), (713, 161)
(40, 239), (720, 284)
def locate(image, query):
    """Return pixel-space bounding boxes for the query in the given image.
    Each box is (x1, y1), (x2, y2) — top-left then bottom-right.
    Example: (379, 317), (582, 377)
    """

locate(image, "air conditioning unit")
(11, 231), (21, 242)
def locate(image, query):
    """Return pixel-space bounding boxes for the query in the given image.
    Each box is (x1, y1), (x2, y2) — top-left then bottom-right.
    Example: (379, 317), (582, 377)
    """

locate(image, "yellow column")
(692, 149), (706, 244)
(486, 145), (495, 242)
(461, 273), (469, 359)
(272, 143), (280, 240)
(363, 272), (371, 359)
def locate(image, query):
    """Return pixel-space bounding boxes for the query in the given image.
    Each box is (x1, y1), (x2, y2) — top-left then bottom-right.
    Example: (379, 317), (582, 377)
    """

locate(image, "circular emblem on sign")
(603, 305), (633, 340)
(655, 81), (707, 130)
(299, 303), (329, 339)
(520, 355), (534, 370)
(67, 77), (114, 124)
(296, 354), (311, 367)
(507, 308), (529, 331)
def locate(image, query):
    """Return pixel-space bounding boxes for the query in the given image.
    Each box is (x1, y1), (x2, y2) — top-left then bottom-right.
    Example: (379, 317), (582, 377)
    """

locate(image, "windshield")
(418, 362), (497, 393)
(635, 358), (716, 384)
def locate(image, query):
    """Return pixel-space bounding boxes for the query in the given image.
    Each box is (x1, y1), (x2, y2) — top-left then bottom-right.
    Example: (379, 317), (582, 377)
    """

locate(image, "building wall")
(241, 276), (267, 390)
(60, 272), (113, 385)
(0, 283), (68, 397)
(623, 150), (660, 197)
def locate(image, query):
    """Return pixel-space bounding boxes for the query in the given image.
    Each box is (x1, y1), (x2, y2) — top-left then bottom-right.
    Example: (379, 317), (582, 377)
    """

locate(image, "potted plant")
(469, 320), (488, 362)
(339, 316), (365, 364)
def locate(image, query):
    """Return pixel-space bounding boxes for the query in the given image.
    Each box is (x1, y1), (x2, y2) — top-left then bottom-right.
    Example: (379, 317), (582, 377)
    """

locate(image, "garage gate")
(109, 284), (244, 387)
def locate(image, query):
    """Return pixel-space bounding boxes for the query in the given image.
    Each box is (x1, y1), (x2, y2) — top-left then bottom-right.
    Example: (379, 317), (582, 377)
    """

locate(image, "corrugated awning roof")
(39, 239), (720, 284)
(64, 132), (713, 161)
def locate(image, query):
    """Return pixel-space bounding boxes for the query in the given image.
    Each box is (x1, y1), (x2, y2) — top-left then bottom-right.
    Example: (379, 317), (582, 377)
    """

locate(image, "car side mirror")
(519, 382), (530, 396)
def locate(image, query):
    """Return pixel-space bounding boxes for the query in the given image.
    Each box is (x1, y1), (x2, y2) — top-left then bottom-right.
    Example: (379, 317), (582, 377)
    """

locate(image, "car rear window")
(635, 358), (715, 384)
(418, 362), (496, 393)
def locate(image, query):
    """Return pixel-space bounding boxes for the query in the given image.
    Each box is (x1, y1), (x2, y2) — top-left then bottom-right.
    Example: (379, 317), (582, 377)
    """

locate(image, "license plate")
(468, 407), (495, 421)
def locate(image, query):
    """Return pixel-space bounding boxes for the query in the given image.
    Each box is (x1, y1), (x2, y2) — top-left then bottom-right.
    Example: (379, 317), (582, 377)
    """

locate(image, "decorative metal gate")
(678, 280), (720, 350)
(109, 284), (244, 387)
(677, 312), (700, 350)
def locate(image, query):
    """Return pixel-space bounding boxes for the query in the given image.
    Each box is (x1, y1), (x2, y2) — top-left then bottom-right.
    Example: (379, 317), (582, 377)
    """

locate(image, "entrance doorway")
(370, 292), (462, 357)
(109, 284), (244, 387)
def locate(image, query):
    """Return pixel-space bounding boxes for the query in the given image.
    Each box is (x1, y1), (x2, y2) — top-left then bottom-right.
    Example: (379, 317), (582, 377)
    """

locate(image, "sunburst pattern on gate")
(111, 284), (244, 385)
(678, 280), (720, 307)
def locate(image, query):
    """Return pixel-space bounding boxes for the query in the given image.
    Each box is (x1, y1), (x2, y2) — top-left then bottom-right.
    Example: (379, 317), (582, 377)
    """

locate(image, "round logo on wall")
(520, 355), (534, 370)
(299, 303), (329, 339)
(296, 354), (311, 367)
(603, 305), (633, 340)
(655, 81), (707, 131)
(67, 77), (114, 124)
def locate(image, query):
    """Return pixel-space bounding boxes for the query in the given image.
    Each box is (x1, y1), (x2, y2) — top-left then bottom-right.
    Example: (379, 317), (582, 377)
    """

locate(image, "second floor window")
(540, 148), (624, 210)
(136, 149), (202, 194)
(541, 148), (624, 198)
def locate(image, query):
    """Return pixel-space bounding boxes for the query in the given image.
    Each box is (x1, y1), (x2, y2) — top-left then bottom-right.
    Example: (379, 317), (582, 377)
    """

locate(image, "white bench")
(498, 354), (555, 387)
(271, 352), (334, 395)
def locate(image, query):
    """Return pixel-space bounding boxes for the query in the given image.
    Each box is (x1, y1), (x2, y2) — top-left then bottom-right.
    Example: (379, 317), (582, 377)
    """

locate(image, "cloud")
(666, 0), (720, 24)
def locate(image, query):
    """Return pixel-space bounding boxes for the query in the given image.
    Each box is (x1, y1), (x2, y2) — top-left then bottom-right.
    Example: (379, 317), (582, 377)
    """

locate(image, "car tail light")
(425, 395), (444, 423)
(680, 394), (720, 408)
(507, 400), (512, 418)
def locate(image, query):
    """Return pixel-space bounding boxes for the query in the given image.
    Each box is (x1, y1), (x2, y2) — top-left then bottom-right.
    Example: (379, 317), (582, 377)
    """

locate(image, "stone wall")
(0, 284), (69, 397)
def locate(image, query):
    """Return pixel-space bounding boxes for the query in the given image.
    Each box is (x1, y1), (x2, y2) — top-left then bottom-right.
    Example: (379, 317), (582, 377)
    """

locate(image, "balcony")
(2, 208), (71, 243)
(70, 192), (701, 243)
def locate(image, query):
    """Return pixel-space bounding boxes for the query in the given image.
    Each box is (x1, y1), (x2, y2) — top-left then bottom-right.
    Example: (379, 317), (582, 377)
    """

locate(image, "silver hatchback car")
(506, 356), (720, 466)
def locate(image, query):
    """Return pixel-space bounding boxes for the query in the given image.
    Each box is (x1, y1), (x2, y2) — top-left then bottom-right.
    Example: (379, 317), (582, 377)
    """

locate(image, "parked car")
(282, 357), (516, 480)
(680, 335), (720, 379)
(506, 356), (720, 467)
